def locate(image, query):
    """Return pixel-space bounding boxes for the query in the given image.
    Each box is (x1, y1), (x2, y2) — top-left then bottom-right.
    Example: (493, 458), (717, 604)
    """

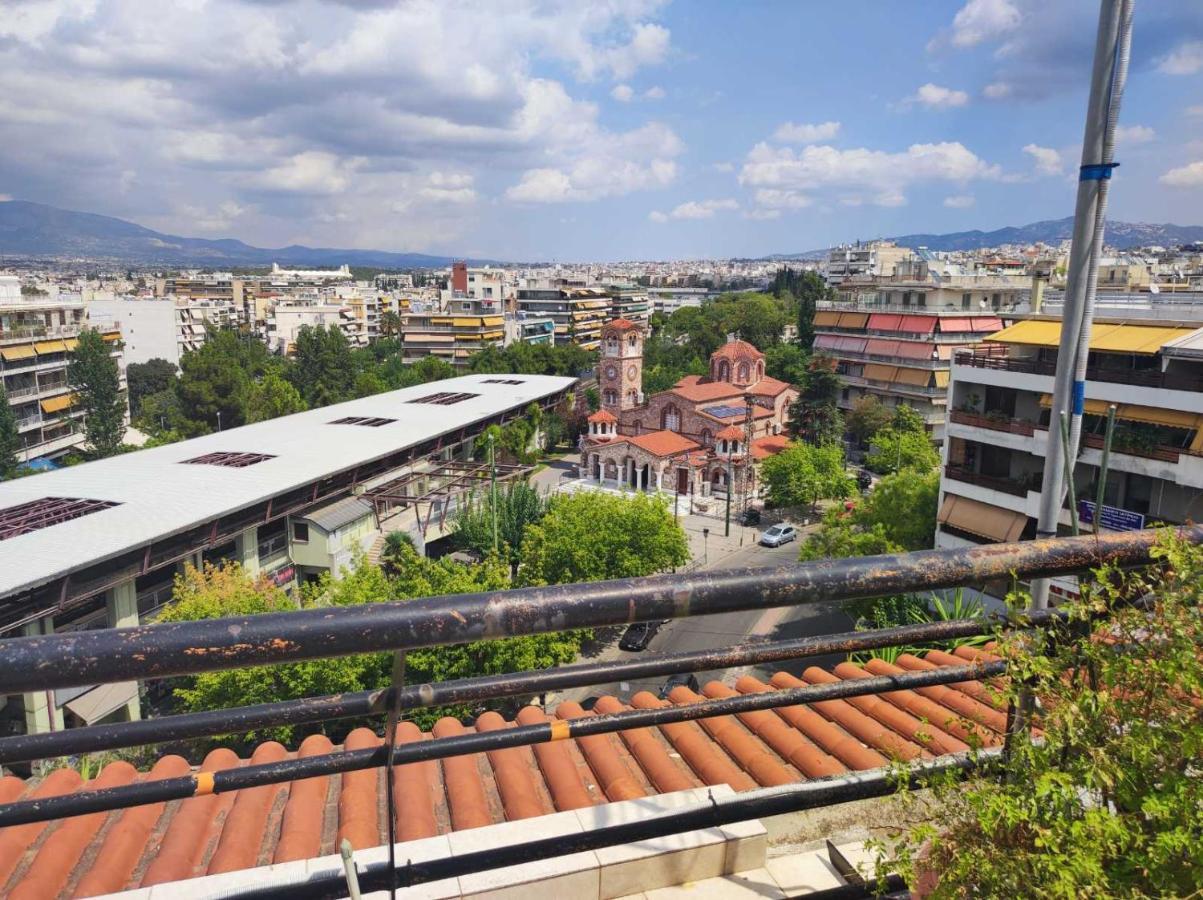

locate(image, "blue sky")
(2, 1), (1202, 261)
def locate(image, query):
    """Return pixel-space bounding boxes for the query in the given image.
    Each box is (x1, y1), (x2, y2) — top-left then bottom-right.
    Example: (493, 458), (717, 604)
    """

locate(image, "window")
(405, 392), (480, 405)
(662, 404), (681, 431)
(737, 362), (750, 382)
(329, 416), (397, 427)
(292, 521), (310, 543)
(0, 497), (122, 541)
(183, 451), (276, 468)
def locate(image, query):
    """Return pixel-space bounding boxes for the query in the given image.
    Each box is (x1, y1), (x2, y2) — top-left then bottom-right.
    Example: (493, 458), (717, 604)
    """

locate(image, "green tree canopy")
(126, 358), (178, 417)
(865, 426), (940, 475)
(519, 491), (690, 586)
(759, 441), (853, 511)
(764, 343), (809, 387)
(0, 385), (20, 479)
(244, 370), (307, 423)
(289, 325), (356, 407)
(68, 329), (127, 457)
(452, 482), (549, 571)
(799, 467), (938, 559)
(846, 396), (894, 445)
(787, 353), (844, 444)
(175, 327), (274, 434)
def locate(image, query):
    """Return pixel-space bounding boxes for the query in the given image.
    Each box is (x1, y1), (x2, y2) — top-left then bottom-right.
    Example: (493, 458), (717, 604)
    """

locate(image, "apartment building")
(814, 302), (1004, 442)
(399, 295), (506, 366)
(91, 296), (236, 366)
(602, 283), (652, 329)
(154, 274), (249, 326)
(824, 241), (913, 285)
(0, 276), (125, 462)
(937, 316), (1203, 599)
(516, 284), (610, 349)
(267, 303), (367, 354)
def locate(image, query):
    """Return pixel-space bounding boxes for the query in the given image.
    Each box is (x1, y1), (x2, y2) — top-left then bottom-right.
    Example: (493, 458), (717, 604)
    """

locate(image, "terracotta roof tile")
(587, 409), (617, 423)
(712, 339), (764, 360)
(715, 425), (745, 441)
(750, 435), (791, 459)
(669, 381), (745, 403)
(1, 651), (1021, 897)
(748, 376), (791, 396)
(604, 318), (640, 332)
(622, 430), (701, 457)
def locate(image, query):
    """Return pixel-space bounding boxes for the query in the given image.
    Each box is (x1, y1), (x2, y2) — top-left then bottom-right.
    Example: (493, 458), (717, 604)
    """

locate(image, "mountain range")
(2, 200), (1202, 268)
(0, 201), (490, 268)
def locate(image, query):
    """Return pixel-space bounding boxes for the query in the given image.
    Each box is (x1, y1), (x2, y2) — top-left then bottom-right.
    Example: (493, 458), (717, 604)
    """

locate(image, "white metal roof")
(0, 373), (575, 599)
(1159, 327), (1203, 359)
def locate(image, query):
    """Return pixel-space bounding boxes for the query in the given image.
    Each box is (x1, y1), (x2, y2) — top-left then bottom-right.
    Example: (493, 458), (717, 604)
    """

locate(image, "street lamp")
(216, 410), (222, 432)
(702, 526), (709, 565)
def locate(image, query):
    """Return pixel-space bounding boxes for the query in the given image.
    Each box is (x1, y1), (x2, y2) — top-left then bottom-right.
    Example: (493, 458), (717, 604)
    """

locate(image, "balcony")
(954, 350), (1203, 393)
(949, 410), (1036, 437)
(944, 464), (1032, 497)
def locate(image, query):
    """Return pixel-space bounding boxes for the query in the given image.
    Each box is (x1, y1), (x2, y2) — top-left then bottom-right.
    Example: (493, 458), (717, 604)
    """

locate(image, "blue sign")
(1078, 500), (1145, 532)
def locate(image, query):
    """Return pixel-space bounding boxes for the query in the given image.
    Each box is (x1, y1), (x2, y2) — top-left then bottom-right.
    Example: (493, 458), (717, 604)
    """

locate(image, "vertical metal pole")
(1029, 0), (1132, 611)
(488, 433), (498, 555)
(1093, 405), (1117, 537)
(724, 451), (733, 537)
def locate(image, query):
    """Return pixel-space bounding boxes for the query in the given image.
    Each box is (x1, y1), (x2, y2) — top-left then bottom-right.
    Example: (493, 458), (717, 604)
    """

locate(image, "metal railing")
(0, 527), (1193, 896)
(949, 410), (1037, 437)
(944, 465), (1033, 498)
(953, 350), (1203, 393)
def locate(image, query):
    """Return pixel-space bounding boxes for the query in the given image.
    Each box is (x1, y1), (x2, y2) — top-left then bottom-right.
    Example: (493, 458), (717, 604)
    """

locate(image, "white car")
(759, 524), (797, 547)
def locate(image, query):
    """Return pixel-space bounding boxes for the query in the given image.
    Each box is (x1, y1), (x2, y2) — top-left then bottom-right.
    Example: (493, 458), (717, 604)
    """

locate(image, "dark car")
(740, 507), (761, 526)
(658, 673), (700, 699)
(618, 620), (662, 651)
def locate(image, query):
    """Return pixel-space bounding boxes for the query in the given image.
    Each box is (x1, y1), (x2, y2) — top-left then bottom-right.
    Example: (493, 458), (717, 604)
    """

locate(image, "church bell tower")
(599, 319), (643, 413)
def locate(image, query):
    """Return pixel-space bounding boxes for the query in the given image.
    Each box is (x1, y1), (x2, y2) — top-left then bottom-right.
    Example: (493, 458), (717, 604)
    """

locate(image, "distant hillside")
(0, 200), (496, 268)
(889, 217), (1203, 252)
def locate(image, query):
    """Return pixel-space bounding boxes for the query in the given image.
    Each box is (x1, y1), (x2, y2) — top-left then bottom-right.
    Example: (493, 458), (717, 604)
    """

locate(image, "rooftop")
(0, 374), (574, 601)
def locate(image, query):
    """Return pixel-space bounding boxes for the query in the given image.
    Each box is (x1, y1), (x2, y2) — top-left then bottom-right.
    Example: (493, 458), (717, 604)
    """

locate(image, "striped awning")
(0, 344), (36, 361)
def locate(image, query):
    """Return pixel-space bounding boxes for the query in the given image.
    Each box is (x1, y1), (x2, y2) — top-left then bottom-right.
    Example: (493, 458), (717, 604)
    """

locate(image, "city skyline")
(2, 1), (1202, 262)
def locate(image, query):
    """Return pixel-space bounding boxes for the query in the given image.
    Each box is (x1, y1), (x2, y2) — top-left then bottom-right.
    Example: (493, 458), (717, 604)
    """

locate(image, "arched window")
(606, 338), (618, 355)
(717, 360), (731, 382)
(626, 388), (638, 406)
(604, 389), (618, 405)
(661, 404), (681, 431)
(756, 362), (765, 381)
(737, 362), (750, 382)
(700, 427), (712, 446)
(628, 333), (638, 348)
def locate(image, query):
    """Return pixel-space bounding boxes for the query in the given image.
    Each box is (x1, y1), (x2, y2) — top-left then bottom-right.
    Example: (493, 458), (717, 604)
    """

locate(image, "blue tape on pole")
(1072, 381), (1086, 415)
(1080, 162), (1119, 181)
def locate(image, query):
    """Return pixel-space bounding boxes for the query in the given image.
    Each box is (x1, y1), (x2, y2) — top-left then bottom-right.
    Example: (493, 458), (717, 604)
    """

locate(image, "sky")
(2, 0), (1203, 262)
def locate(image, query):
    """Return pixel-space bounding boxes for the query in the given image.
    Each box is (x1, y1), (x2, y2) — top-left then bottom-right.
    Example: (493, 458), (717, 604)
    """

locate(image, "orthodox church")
(580, 318), (797, 503)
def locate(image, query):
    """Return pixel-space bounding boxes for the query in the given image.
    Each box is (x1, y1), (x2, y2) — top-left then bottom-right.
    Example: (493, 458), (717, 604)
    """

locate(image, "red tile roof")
(624, 430), (701, 457)
(0, 649), (1011, 898)
(587, 410), (618, 423)
(716, 425), (745, 441)
(750, 435), (791, 459)
(748, 376), (791, 396)
(711, 339), (764, 360)
(603, 318), (640, 332)
(669, 380), (744, 403)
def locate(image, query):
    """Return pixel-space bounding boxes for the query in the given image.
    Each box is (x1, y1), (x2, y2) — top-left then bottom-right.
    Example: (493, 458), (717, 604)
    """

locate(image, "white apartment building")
(0, 276), (126, 462)
(90, 297), (236, 366)
(937, 314), (1203, 600)
(824, 241), (914, 285)
(267, 303), (366, 354)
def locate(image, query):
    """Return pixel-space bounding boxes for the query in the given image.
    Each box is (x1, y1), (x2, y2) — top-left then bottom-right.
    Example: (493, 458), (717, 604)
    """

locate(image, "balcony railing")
(1079, 432), (1192, 464)
(944, 464), (1032, 497)
(949, 410), (1037, 437)
(954, 350), (1203, 393)
(0, 529), (1194, 896)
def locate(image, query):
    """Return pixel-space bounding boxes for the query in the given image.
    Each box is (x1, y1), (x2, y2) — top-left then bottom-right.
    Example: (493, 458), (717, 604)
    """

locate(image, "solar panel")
(702, 405), (746, 418)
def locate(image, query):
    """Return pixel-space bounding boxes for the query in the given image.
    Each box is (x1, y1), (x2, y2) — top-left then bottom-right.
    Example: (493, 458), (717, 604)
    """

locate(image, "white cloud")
(597, 22), (671, 81)
(644, 85), (665, 100)
(611, 83), (634, 102)
(753, 189), (811, 209)
(649, 198), (739, 222)
(743, 209), (780, 220)
(1158, 41), (1203, 76)
(739, 140), (1001, 209)
(507, 121), (682, 202)
(944, 194), (975, 208)
(983, 81), (1012, 100)
(1115, 125), (1155, 145)
(949, 0), (1022, 48)
(773, 121), (841, 144)
(255, 151), (364, 195)
(1160, 161), (1203, 188)
(1023, 144), (1063, 176)
(910, 83), (969, 109)
(417, 171), (477, 205)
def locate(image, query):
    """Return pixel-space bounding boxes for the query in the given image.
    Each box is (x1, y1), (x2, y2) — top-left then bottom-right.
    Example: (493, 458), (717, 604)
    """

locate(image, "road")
(548, 525), (854, 707)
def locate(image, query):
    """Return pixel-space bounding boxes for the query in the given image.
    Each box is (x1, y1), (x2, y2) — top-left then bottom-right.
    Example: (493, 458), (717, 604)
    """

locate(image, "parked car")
(740, 507), (761, 526)
(658, 673), (700, 699)
(618, 620), (663, 652)
(759, 523), (797, 547)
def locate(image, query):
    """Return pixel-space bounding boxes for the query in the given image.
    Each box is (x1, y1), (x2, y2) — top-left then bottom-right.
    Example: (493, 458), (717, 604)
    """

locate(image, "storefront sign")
(1078, 500), (1145, 532)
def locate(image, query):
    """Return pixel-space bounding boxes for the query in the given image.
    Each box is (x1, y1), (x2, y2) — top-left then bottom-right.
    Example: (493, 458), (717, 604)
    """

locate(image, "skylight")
(405, 392), (480, 405)
(482, 378), (525, 385)
(328, 416), (397, 427)
(0, 497), (121, 542)
(182, 451), (276, 468)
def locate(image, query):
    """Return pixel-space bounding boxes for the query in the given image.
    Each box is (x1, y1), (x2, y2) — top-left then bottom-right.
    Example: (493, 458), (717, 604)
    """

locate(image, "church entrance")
(676, 468), (689, 494)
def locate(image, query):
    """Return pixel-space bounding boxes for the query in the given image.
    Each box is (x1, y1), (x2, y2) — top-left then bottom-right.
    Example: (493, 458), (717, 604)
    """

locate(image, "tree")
(770, 268), (831, 352)
(788, 353), (843, 444)
(799, 468), (938, 559)
(289, 325), (356, 407)
(68, 329), (126, 457)
(0, 385), (20, 479)
(452, 482), (548, 573)
(881, 533), (1203, 897)
(890, 403), (926, 434)
(519, 491), (690, 586)
(846, 396), (893, 445)
(865, 426), (940, 475)
(759, 441), (853, 512)
(175, 327), (273, 434)
(764, 343), (809, 387)
(244, 371), (307, 423)
(126, 358), (177, 417)
(379, 310), (402, 339)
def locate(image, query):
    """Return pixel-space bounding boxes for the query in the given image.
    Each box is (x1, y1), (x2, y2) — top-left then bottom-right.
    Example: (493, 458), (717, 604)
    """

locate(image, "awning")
(939, 494), (1028, 542)
(1038, 394), (1200, 430)
(452, 317), (484, 326)
(482, 316), (504, 326)
(938, 317), (975, 332)
(867, 313), (902, 331)
(61, 681), (138, 725)
(934, 344), (954, 360)
(814, 334), (842, 350)
(102, 332), (121, 342)
(62, 338), (79, 351)
(864, 338), (900, 357)
(406, 334), (455, 343)
(41, 394), (75, 414)
(814, 311), (842, 327)
(0, 344), (36, 361)
(837, 336), (868, 353)
(972, 317), (1004, 332)
(894, 341), (936, 360)
(934, 370), (950, 388)
(34, 340), (67, 354)
(898, 315), (936, 334)
(894, 367), (931, 387)
(988, 320), (1196, 354)
(863, 363), (898, 383)
(837, 312), (868, 329)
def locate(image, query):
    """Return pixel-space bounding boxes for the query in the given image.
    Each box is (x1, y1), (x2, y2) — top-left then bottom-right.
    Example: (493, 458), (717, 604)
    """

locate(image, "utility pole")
(724, 448), (734, 537)
(1030, 0), (1133, 613)
(488, 431), (498, 555)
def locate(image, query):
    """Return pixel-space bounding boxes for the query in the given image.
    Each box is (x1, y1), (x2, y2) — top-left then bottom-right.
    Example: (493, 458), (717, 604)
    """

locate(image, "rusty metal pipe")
(0, 661), (1005, 828)
(0, 528), (1184, 695)
(0, 610), (1054, 765)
